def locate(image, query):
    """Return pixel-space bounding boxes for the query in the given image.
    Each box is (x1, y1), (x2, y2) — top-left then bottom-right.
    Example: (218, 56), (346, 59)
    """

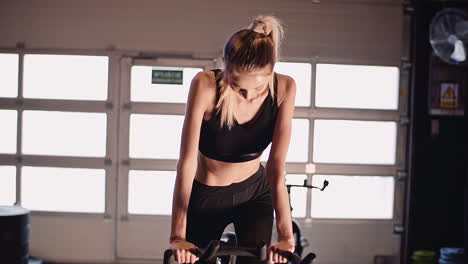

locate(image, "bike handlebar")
(164, 240), (316, 264)
(286, 179), (329, 192)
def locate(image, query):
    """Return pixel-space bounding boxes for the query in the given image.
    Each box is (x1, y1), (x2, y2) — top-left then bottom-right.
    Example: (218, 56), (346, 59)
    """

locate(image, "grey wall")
(0, 0), (402, 65)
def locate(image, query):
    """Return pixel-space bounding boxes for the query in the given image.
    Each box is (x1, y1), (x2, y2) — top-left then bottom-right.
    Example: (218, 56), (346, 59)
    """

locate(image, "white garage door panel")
(29, 216), (115, 262)
(299, 219), (397, 263)
(117, 218), (170, 259)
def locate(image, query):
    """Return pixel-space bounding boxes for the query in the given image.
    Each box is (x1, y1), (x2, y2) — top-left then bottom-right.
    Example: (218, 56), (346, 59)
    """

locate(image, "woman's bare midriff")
(194, 151), (261, 186)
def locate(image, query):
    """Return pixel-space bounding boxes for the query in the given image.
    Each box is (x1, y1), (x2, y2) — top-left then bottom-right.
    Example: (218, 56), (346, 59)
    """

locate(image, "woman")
(169, 15), (297, 264)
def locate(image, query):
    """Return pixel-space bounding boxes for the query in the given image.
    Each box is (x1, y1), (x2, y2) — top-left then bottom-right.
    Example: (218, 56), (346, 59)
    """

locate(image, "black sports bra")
(198, 69), (279, 163)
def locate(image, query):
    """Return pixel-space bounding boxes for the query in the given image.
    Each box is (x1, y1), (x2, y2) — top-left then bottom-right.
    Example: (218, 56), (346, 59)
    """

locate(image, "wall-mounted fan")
(429, 8), (468, 66)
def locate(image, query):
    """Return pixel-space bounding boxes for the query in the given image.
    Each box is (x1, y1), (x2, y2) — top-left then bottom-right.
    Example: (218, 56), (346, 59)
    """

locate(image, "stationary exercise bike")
(167, 178), (329, 264)
(285, 178), (329, 257)
(219, 178), (329, 259)
(164, 239), (317, 264)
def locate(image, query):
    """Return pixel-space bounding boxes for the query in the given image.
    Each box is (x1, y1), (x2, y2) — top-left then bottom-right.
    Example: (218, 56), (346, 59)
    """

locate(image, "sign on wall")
(151, 70), (183, 85)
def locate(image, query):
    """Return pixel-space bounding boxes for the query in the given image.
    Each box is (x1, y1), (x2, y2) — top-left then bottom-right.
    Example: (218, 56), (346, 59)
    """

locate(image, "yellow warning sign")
(442, 87), (455, 98)
(440, 83), (458, 108)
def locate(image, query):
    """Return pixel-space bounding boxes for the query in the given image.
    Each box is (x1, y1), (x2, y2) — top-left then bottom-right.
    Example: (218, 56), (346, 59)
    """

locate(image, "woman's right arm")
(169, 71), (210, 262)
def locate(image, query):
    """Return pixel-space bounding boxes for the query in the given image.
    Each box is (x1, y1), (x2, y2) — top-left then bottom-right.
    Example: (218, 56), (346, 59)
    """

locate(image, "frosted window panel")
(23, 110), (107, 157)
(130, 114), (184, 159)
(0, 53), (19, 97)
(274, 62), (311, 106)
(0, 110), (17, 154)
(285, 174), (307, 218)
(131, 66), (203, 103)
(311, 175), (394, 219)
(23, 54), (108, 100)
(128, 170), (176, 215)
(0, 166), (16, 206)
(315, 64), (399, 110)
(21, 166), (105, 213)
(313, 120), (397, 164)
(260, 144), (270, 162)
(261, 119), (309, 162)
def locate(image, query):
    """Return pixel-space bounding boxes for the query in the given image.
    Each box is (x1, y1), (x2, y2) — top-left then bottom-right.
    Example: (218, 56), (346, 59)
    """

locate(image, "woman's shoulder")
(193, 69), (217, 83)
(189, 70), (218, 108)
(191, 70), (218, 92)
(274, 72), (296, 107)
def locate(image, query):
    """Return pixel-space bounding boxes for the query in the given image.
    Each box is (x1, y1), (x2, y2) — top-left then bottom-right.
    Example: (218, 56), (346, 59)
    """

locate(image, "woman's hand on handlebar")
(169, 238), (200, 264)
(267, 239), (295, 264)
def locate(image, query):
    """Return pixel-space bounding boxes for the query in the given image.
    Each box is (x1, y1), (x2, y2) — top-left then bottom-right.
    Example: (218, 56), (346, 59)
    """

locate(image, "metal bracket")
(104, 158), (112, 166)
(403, 2), (414, 15)
(396, 170), (408, 181)
(393, 223), (405, 234)
(105, 101), (113, 109)
(103, 213), (113, 222)
(122, 103), (132, 110)
(399, 116), (410, 126)
(400, 60), (412, 72)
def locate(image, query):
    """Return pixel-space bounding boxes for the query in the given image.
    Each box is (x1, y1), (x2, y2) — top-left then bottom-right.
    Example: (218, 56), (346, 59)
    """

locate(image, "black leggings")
(186, 164), (274, 264)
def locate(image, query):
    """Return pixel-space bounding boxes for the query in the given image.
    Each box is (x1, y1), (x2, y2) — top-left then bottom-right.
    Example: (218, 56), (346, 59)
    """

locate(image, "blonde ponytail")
(248, 15), (285, 62)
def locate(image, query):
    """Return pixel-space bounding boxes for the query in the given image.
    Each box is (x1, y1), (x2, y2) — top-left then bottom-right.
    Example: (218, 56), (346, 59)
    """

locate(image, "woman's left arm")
(265, 75), (297, 260)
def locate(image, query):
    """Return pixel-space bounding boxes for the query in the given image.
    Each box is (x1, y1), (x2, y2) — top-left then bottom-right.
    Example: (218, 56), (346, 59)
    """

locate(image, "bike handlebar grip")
(201, 240), (220, 262)
(164, 249), (175, 264)
(193, 247), (204, 257)
(300, 253), (317, 264)
(286, 251), (302, 264)
(256, 241), (267, 261)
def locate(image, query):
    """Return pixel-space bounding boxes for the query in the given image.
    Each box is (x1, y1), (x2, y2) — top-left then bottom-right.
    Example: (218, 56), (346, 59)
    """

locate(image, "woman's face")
(229, 66), (273, 102)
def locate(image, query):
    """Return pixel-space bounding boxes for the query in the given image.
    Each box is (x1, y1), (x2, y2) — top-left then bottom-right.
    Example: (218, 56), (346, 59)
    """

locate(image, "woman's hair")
(214, 15), (285, 130)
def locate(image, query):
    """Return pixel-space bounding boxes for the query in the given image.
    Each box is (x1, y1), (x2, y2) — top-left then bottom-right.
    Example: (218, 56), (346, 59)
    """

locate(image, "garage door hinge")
(400, 60), (412, 71)
(396, 170), (408, 181)
(393, 224), (405, 234)
(399, 116), (410, 126)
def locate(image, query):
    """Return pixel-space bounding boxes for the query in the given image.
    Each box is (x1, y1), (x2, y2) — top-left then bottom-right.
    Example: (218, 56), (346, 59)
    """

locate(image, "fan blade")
(437, 17), (450, 37)
(455, 20), (468, 36)
(450, 39), (466, 62)
(430, 38), (451, 45)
